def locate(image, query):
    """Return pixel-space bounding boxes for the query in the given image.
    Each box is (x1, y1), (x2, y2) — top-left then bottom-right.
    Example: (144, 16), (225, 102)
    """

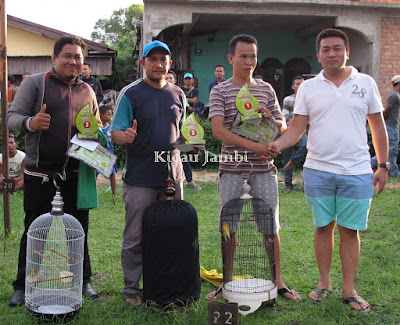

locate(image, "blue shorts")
(303, 168), (373, 231)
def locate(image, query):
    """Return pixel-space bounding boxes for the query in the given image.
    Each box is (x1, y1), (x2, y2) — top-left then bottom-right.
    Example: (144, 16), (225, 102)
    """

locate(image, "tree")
(91, 4), (143, 89)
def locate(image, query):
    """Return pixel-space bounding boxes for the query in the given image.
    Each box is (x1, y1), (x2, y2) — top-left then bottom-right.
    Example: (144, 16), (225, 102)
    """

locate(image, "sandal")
(282, 186), (293, 194)
(308, 287), (332, 303)
(342, 296), (370, 313)
(187, 183), (201, 190)
(278, 286), (302, 301)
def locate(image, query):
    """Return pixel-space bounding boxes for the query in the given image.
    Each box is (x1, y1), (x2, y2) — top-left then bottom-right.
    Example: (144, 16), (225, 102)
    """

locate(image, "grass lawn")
(1, 171), (399, 324)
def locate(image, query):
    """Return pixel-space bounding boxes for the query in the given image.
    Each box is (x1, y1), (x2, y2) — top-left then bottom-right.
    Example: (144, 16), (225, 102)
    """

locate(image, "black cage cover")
(142, 198), (200, 307)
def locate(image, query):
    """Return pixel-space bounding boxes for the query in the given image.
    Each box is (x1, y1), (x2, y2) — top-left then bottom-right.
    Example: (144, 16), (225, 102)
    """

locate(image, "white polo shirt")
(294, 67), (383, 175)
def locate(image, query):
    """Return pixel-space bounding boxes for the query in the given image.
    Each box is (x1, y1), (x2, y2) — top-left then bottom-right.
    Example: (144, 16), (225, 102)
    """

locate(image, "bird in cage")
(25, 181), (85, 322)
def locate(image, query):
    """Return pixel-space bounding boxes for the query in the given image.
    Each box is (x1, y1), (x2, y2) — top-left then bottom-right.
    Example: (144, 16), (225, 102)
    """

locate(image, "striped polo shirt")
(209, 78), (284, 173)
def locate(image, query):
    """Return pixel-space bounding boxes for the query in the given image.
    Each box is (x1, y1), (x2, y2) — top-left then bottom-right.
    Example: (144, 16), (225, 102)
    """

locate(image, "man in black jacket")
(81, 62), (104, 105)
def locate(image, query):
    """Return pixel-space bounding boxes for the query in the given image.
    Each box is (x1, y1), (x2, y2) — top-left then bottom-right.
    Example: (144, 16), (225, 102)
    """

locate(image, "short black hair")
(229, 34), (258, 55)
(99, 105), (112, 115)
(215, 64), (224, 70)
(167, 70), (177, 80)
(54, 35), (87, 57)
(83, 62), (91, 68)
(292, 75), (304, 84)
(316, 28), (349, 52)
(8, 75), (15, 83)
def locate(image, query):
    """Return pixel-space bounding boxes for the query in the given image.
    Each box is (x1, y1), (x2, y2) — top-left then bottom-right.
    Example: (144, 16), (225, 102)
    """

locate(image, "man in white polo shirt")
(267, 28), (388, 312)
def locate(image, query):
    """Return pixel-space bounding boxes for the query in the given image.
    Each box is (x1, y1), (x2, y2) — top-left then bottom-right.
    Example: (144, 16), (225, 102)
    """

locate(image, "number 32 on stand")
(208, 301), (239, 325)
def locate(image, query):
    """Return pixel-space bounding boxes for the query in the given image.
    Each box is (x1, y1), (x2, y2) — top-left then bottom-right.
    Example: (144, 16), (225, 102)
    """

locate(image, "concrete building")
(140, 0), (400, 103)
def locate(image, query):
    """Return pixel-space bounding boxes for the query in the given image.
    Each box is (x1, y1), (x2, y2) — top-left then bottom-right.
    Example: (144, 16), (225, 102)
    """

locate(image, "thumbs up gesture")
(124, 119), (137, 143)
(30, 104), (51, 131)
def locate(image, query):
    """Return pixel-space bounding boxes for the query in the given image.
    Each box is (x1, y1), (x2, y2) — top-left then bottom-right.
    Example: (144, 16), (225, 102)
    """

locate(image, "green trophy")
(75, 103), (98, 140)
(181, 113), (206, 146)
(236, 84), (262, 121)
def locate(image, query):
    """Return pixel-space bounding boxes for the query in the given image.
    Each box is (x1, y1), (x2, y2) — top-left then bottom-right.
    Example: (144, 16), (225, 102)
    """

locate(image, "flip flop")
(187, 184), (201, 190)
(278, 286), (302, 301)
(342, 296), (370, 313)
(282, 186), (293, 194)
(308, 287), (332, 303)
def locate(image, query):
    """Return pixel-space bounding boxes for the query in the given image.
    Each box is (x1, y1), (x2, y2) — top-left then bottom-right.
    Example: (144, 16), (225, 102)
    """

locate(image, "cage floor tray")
(37, 304), (75, 315)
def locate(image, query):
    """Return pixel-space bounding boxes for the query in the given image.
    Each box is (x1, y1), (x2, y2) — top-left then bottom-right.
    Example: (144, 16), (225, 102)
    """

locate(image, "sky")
(7, 0), (143, 40)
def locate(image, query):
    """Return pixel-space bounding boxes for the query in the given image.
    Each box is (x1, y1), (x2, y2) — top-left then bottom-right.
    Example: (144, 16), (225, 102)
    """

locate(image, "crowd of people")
(3, 27), (397, 315)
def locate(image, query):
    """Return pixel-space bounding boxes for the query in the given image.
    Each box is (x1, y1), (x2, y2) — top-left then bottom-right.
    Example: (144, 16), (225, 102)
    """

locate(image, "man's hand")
(252, 142), (279, 160)
(30, 104), (51, 131)
(373, 168), (387, 195)
(265, 142), (281, 158)
(256, 106), (272, 120)
(124, 120), (138, 143)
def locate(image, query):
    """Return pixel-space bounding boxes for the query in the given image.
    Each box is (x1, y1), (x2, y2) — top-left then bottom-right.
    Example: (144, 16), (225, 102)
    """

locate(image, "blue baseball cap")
(143, 40), (171, 58)
(184, 73), (193, 79)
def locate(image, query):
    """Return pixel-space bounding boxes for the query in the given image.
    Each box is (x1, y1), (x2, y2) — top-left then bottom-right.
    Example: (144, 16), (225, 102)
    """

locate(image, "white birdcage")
(25, 183), (84, 320)
(220, 175), (277, 316)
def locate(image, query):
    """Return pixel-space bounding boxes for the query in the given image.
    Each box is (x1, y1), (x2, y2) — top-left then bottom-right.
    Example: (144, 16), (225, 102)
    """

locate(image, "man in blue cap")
(181, 72), (199, 113)
(111, 40), (186, 306)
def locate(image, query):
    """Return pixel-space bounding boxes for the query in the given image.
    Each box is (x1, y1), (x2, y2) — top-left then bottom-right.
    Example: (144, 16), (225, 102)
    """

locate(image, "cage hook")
(53, 173), (65, 191)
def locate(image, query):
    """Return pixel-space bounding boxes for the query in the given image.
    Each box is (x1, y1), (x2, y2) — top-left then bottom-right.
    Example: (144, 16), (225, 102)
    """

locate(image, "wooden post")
(0, 0), (11, 235)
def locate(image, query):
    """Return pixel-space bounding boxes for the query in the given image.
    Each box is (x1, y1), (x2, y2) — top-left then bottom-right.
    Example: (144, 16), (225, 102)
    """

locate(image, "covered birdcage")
(142, 177), (200, 309)
(25, 184), (84, 320)
(220, 175), (277, 315)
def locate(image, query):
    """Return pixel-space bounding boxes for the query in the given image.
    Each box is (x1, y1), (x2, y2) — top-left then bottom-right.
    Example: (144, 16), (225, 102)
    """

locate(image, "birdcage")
(25, 184), (84, 321)
(142, 175), (200, 310)
(220, 175), (277, 315)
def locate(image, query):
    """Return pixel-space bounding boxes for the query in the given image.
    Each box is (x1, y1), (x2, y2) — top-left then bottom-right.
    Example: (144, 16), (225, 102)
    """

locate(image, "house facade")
(141, 0), (400, 103)
(7, 15), (116, 85)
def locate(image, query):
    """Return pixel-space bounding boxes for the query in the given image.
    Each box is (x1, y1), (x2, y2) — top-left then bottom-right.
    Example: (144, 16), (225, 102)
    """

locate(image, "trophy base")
(77, 133), (98, 140)
(241, 113), (262, 121)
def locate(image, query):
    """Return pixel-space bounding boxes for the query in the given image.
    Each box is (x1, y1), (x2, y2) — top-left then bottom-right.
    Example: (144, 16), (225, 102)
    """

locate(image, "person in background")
(99, 105), (118, 197)
(0, 133), (25, 192)
(81, 62), (104, 105)
(281, 76), (307, 193)
(181, 72), (198, 113)
(167, 71), (201, 190)
(22, 72), (31, 81)
(8, 75), (19, 105)
(209, 65), (226, 92)
(370, 75), (400, 177)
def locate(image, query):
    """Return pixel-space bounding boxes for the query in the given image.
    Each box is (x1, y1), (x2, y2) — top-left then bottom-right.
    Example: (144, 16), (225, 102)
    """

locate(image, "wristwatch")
(378, 162), (390, 171)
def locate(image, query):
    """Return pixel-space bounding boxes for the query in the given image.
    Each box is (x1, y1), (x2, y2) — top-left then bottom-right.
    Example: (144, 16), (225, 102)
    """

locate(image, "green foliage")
(91, 4), (143, 89)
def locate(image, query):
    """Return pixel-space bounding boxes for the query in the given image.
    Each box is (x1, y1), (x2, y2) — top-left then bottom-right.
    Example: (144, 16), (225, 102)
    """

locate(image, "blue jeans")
(371, 125), (400, 177)
(282, 133), (308, 187)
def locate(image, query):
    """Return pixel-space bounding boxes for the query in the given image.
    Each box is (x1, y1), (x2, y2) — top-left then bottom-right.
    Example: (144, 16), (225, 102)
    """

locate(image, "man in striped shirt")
(207, 34), (301, 301)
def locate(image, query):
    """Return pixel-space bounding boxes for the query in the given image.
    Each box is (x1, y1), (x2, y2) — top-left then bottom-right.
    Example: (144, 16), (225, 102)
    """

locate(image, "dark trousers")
(182, 161), (193, 183)
(12, 174), (92, 290)
(282, 133), (308, 188)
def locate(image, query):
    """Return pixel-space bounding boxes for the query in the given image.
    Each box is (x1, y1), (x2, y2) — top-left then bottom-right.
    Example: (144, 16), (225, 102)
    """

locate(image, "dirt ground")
(97, 169), (400, 188)
(96, 170), (219, 186)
